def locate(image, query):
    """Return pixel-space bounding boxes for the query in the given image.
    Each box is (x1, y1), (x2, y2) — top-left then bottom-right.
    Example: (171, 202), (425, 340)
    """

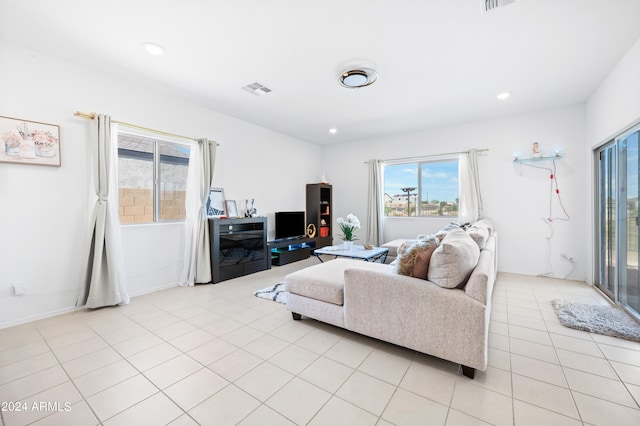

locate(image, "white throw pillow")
(467, 226), (490, 249)
(427, 228), (480, 288)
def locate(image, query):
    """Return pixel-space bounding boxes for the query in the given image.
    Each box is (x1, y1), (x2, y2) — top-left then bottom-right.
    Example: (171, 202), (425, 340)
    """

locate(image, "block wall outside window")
(117, 132), (190, 224)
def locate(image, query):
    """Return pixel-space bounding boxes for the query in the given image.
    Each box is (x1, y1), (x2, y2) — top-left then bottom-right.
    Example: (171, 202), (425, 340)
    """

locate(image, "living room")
(1, 1), (640, 425)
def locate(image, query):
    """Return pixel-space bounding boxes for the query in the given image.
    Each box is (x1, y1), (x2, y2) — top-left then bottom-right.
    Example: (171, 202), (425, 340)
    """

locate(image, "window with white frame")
(384, 158), (459, 217)
(117, 131), (190, 224)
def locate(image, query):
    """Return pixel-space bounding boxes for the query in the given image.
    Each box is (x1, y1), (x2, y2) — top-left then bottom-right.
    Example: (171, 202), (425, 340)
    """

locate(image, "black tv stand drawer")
(272, 247), (310, 266)
(269, 238), (316, 266)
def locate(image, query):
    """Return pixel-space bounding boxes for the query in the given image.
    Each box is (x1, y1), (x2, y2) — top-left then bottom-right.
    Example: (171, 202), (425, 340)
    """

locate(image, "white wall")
(323, 104), (587, 280)
(585, 37), (640, 284)
(0, 41), (321, 328)
(5, 32), (639, 327)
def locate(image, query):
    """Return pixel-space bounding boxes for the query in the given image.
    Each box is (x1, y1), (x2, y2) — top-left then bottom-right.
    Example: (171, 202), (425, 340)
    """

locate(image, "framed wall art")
(206, 187), (226, 217)
(225, 200), (239, 218)
(0, 115), (61, 167)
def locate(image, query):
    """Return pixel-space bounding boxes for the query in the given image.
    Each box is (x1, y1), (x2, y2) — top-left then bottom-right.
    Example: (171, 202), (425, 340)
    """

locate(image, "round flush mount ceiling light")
(339, 68), (378, 89)
(143, 42), (165, 56)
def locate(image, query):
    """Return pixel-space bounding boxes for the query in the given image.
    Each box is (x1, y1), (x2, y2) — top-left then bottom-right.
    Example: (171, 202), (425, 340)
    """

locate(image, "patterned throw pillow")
(395, 235), (440, 279)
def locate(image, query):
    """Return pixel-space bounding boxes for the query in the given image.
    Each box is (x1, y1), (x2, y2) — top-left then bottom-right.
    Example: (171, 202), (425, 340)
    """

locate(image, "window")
(384, 159), (459, 217)
(117, 131), (190, 224)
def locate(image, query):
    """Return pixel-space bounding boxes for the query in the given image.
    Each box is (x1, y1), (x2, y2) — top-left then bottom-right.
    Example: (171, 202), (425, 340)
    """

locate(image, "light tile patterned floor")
(1, 258), (639, 425)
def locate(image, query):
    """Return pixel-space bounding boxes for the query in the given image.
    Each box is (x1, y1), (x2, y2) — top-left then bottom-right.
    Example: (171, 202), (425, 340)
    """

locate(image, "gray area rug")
(551, 299), (640, 343)
(254, 283), (288, 304)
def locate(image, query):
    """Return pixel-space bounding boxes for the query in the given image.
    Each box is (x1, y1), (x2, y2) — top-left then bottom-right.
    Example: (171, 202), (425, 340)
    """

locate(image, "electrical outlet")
(12, 283), (25, 296)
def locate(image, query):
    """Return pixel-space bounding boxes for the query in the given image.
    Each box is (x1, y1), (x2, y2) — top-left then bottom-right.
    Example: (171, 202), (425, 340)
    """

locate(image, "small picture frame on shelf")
(207, 187), (225, 217)
(225, 200), (239, 218)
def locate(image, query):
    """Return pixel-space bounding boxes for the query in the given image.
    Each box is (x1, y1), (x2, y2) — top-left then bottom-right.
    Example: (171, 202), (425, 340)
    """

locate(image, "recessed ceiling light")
(497, 92), (511, 100)
(143, 42), (165, 56)
(339, 68), (378, 89)
(329, 128), (337, 134)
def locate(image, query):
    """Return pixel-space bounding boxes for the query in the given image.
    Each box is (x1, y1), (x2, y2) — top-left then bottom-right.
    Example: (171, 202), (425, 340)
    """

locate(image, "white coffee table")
(313, 245), (389, 263)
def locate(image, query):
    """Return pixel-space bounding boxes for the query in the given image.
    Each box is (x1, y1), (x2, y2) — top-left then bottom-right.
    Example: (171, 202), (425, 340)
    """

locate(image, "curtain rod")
(364, 148), (488, 164)
(74, 111), (219, 146)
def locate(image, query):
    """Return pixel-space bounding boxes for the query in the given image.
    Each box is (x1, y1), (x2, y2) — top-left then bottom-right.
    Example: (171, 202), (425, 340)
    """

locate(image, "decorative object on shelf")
(206, 187), (225, 217)
(513, 152), (564, 163)
(306, 223), (316, 238)
(513, 142), (563, 163)
(244, 198), (257, 217)
(532, 141), (542, 158)
(225, 200), (239, 218)
(0, 115), (60, 166)
(337, 213), (360, 243)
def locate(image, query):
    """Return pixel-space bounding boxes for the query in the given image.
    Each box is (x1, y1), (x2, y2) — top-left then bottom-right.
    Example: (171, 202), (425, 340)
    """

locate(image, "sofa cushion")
(395, 236), (439, 279)
(284, 260), (347, 305)
(428, 228), (480, 288)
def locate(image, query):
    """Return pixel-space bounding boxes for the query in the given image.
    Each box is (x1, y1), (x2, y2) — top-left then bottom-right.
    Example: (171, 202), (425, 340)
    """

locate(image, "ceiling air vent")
(483, 0), (519, 13)
(241, 82), (272, 96)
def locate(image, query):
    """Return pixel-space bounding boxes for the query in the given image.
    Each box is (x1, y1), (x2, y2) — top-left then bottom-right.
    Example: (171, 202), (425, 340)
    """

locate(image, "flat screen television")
(275, 211), (306, 240)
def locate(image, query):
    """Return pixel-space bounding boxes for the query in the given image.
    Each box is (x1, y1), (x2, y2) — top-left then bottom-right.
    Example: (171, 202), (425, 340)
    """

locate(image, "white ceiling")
(2, 0), (640, 145)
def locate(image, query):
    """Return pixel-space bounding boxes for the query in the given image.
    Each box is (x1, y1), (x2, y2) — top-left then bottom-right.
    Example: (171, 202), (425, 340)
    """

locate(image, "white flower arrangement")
(336, 213), (360, 241)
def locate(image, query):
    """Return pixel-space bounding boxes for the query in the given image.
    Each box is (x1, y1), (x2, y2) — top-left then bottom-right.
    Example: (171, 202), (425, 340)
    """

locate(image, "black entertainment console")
(209, 217), (269, 283)
(269, 237), (317, 266)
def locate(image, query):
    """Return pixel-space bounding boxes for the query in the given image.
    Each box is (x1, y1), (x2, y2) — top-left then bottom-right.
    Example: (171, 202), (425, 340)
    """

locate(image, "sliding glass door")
(595, 125), (640, 318)
(619, 129), (640, 315)
(597, 143), (616, 298)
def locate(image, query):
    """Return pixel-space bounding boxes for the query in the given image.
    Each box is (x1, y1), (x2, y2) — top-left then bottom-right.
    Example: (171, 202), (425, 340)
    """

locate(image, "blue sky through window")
(384, 160), (459, 203)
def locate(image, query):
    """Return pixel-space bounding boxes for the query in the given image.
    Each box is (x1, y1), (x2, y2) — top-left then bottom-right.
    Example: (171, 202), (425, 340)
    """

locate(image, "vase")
(4, 144), (20, 156)
(19, 136), (36, 159)
(343, 241), (353, 250)
(35, 145), (56, 158)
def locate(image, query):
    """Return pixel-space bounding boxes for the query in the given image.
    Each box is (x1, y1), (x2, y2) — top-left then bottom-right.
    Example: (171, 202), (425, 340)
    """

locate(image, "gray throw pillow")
(427, 229), (480, 288)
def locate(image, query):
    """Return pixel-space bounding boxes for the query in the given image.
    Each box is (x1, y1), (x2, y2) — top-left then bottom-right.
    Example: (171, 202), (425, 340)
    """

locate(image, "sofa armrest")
(465, 233), (497, 305)
(465, 250), (492, 305)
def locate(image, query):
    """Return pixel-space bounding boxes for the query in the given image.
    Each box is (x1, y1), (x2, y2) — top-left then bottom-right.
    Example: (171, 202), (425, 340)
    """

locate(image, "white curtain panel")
(181, 138), (217, 285)
(85, 116), (129, 308)
(366, 159), (384, 246)
(458, 148), (484, 224)
(181, 139), (201, 286)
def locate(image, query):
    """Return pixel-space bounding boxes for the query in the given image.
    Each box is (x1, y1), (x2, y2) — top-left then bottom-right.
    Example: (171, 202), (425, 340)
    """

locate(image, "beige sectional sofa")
(284, 220), (496, 379)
